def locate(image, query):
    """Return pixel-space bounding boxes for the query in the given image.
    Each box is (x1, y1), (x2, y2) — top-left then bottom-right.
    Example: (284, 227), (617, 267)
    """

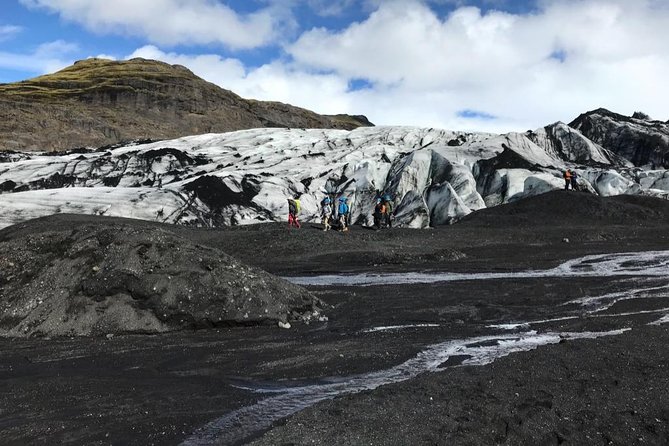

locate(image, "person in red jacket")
(287, 197), (301, 228)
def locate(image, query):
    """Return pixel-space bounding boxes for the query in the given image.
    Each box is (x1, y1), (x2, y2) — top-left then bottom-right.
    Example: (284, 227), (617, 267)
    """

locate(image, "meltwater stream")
(286, 250), (669, 287)
(181, 329), (628, 446)
(182, 250), (669, 445)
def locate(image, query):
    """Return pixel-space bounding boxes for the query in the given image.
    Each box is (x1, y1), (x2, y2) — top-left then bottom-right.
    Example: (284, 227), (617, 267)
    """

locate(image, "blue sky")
(0, 0), (537, 81)
(1, 0), (668, 132)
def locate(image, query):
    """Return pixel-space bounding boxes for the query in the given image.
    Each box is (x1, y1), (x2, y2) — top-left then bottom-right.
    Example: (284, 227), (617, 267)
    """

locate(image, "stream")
(182, 250), (669, 446)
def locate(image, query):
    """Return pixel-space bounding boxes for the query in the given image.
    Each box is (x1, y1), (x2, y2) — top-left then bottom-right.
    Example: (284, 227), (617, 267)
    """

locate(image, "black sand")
(1, 191), (669, 445)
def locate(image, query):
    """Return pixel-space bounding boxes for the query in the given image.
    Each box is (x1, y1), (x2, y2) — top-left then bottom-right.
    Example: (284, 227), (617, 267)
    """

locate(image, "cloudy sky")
(1, 0), (668, 132)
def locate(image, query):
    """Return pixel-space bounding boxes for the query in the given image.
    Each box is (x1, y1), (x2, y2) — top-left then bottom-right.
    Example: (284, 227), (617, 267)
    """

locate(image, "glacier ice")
(0, 125), (667, 229)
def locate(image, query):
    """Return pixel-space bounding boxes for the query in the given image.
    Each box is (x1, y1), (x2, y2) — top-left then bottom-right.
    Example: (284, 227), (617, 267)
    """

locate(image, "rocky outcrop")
(569, 108), (669, 168)
(0, 58), (373, 152)
(0, 214), (322, 337)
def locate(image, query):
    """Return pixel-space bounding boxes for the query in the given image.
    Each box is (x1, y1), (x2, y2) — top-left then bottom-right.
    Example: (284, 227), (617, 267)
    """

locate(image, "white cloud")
(19, 0), (282, 50)
(0, 25), (23, 41)
(0, 39), (78, 75)
(285, 0), (669, 129)
(126, 45), (353, 113)
(7, 0), (669, 132)
(34, 40), (79, 58)
(128, 46), (247, 88)
(123, 44), (521, 132)
(92, 54), (117, 61)
(305, 0), (358, 17)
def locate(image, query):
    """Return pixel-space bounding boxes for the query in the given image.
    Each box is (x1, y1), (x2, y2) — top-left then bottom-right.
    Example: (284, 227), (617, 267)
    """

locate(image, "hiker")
(382, 194), (393, 228)
(287, 197), (301, 228)
(373, 198), (386, 229)
(563, 170), (572, 190)
(321, 197), (332, 231)
(570, 170), (578, 191)
(337, 196), (349, 232)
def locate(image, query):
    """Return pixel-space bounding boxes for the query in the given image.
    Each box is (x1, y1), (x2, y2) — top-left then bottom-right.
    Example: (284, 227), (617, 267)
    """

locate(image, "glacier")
(0, 124), (668, 229)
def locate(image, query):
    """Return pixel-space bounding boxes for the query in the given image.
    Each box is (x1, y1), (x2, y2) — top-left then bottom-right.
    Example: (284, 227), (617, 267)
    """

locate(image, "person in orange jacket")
(563, 169), (572, 190)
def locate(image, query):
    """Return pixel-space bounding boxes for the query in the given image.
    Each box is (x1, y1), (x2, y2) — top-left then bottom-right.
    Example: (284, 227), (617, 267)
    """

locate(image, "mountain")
(1, 118), (667, 230)
(0, 58), (373, 152)
(569, 108), (669, 168)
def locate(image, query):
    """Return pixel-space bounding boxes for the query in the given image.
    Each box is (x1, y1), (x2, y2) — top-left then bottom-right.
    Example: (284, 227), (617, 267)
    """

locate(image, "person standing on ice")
(563, 170), (572, 190)
(337, 196), (349, 232)
(320, 197), (332, 231)
(287, 197), (301, 228)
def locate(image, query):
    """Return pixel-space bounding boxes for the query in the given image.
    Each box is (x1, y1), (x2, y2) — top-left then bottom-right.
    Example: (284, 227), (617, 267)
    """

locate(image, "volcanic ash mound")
(0, 215), (322, 337)
(458, 190), (669, 227)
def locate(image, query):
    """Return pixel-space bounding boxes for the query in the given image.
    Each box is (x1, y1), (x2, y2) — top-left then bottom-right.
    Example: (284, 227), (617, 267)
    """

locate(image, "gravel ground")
(1, 191), (668, 445)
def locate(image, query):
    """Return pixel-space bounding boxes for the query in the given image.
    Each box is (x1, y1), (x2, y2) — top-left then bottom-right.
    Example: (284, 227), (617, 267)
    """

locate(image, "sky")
(1, 0), (668, 133)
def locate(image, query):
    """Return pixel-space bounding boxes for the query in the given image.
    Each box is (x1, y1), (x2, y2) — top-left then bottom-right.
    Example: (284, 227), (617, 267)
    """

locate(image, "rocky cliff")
(569, 108), (669, 168)
(0, 58), (373, 152)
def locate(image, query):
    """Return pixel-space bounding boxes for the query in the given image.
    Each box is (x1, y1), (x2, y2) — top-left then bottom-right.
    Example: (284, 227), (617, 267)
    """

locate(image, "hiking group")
(563, 169), (579, 191)
(287, 195), (350, 231)
(287, 193), (393, 231)
(320, 196), (350, 232)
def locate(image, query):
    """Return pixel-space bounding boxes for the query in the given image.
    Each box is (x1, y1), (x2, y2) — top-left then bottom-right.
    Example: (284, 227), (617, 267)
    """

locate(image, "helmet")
(339, 196), (347, 202)
(376, 198), (382, 203)
(323, 197), (331, 204)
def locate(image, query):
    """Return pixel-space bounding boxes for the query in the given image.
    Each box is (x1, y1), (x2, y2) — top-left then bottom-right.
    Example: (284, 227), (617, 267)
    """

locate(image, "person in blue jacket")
(337, 196), (349, 232)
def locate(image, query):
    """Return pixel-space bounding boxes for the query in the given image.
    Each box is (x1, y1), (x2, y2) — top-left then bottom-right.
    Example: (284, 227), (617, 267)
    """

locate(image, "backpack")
(294, 199), (301, 213)
(382, 195), (393, 213)
(339, 202), (349, 215)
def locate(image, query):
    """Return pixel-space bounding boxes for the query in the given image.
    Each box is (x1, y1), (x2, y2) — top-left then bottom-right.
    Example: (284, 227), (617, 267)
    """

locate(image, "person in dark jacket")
(373, 198), (385, 229)
(570, 170), (578, 191)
